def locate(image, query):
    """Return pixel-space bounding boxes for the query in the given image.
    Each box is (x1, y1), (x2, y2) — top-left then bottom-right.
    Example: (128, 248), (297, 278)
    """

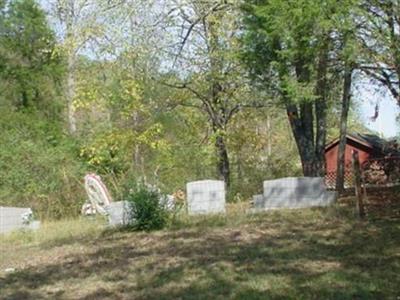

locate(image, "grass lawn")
(0, 203), (399, 300)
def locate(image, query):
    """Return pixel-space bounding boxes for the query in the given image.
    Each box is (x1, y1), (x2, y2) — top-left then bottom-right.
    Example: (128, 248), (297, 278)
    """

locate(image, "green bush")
(125, 184), (169, 231)
(0, 110), (87, 219)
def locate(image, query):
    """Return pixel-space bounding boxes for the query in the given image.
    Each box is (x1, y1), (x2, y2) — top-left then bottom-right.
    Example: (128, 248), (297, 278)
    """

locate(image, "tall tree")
(0, 0), (7, 82)
(51, 0), (94, 134)
(0, 0), (61, 111)
(242, 0), (360, 177)
(335, 22), (359, 192)
(336, 64), (354, 192)
(163, 1), (267, 187)
(49, 0), (158, 134)
(242, 0), (337, 176)
(49, 0), (126, 134)
(360, 0), (400, 106)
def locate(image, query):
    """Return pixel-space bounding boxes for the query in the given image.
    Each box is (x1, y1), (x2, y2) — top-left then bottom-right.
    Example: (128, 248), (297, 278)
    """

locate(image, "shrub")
(125, 184), (169, 231)
(0, 110), (87, 219)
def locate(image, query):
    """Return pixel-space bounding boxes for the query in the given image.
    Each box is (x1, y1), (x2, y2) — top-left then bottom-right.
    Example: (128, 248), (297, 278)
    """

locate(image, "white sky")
(356, 85), (399, 138)
(37, 1), (399, 138)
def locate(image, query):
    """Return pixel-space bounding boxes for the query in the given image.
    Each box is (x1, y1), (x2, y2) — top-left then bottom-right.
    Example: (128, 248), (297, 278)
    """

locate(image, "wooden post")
(352, 151), (365, 218)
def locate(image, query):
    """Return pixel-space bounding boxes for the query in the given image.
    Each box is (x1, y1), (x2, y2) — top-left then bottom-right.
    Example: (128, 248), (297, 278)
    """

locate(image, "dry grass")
(1, 204), (399, 300)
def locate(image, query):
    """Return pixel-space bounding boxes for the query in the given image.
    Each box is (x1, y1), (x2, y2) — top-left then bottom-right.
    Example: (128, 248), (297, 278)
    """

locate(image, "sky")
(355, 84), (399, 138)
(37, 1), (399, 139)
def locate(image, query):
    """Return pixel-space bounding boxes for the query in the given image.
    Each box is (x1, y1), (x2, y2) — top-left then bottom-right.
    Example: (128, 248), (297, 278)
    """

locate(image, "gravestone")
(252, 177), (337, 211)
(84, 173), (112, 215)
(0, 207), (40, 234)
(160, 195), (175, 211)
(83, 173), (132, 227)
(104, 201), (133, 227)
(252, 194), (265, 210)
(186, 180), (226, 215)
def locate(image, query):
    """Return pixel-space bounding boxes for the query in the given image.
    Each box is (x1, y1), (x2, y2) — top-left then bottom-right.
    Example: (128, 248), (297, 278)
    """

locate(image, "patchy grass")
(1, 204), (399, 300)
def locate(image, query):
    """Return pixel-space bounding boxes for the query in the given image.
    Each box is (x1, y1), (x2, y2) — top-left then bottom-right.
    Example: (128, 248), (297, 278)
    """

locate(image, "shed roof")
(325, 132), (397, 154)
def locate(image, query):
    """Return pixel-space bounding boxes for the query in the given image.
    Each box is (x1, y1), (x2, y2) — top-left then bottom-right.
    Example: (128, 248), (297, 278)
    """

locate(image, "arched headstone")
(83, 173), (134, 226)
(84, 173), (112, 215)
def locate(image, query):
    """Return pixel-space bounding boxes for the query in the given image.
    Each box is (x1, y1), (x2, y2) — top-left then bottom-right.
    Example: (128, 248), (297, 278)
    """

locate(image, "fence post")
(352, 151), (365, 218)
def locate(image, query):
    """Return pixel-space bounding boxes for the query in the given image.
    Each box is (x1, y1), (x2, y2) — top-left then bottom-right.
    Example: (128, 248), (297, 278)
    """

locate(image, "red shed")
(324, 133), (390, 187)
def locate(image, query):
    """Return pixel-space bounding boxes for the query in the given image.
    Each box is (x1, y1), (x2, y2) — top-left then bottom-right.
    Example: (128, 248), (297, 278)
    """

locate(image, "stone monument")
(0, 207), (40, 234)
(252, 177), (337, 211)
(186, 180), (226, 215)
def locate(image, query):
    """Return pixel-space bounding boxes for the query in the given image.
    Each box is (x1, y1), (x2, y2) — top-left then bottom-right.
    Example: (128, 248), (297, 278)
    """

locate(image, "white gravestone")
(104, 201), (133, 227)
(84, 173), (112, 216)
(0, 207), (40, 234)
(83, 173), (134, 227)
(186, 180), (226, 215)
(252, 177), (337, 211)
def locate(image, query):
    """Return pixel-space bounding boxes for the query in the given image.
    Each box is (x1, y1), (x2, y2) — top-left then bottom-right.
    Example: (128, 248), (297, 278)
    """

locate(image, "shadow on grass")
(1, 209), (399, 300)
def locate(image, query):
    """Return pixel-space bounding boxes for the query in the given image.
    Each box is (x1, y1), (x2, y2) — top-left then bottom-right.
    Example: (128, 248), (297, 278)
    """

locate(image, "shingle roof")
(348, 133), (386, 151)
(326, 132), (400, 155)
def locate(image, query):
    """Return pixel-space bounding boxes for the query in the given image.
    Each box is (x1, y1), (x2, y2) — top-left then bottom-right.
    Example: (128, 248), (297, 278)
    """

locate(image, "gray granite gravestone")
(186, 180), (226, 215)
(252, 177), (337, 211)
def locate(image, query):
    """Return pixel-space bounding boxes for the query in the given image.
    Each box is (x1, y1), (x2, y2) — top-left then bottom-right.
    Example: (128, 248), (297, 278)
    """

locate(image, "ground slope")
(1, 207), (399, 299)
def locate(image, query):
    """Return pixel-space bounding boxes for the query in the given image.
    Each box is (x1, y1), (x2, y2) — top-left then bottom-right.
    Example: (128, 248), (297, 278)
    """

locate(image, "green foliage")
(0, 0), (385, 221)
(125, 183), (169, 231)
(73, 57), (169, 177)
(0, 1), (84, 219)
(241, 0), (358, 97)
(0, 0), (63, 111)
(0, 110), (87, 219)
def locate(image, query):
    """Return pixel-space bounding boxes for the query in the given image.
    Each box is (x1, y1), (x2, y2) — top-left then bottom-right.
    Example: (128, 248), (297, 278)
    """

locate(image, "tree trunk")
(236, 153), (242, 181)
(206, 17), (231, 187)
(65, 1), (77, 135)
(131, 111), (145, 176)
(285, 42), (330, 177)
(66, 53), (77, 134)
(352, 151), (365, 218)
(287, 61), (320, 177)
(287, 102), (319, 177)
(336, 64), (353, 193)
(215, 133), (230, 188)
(266, 114), (272, 158)
(315, 38), (329, 177)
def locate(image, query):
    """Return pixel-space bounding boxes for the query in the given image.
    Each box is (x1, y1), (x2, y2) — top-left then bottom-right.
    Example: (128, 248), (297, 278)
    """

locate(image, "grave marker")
(252, 177), (336, 211)
(0, 207), (40, 234)
(186, 180), (226, 215)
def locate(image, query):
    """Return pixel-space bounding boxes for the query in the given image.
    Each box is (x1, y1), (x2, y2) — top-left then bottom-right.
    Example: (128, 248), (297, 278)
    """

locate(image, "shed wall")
(325, 139), (373, 173)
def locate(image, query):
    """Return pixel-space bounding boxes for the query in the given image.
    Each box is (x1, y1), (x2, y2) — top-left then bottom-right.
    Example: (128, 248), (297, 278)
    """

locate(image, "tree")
(50, 0), (95, 134)
(0, 0), (62, 111)
(162, 0), (267, 187)
(335, 8), (360, 193)
(360, 0), (400, 106)
(48, 0), (123, 134)
(242, 0), (331, 176)
(336, 64), (354, 193)
(241, 0), (358, 177)
(48, 0), (160, 134)
(0, 1), (8, 82)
